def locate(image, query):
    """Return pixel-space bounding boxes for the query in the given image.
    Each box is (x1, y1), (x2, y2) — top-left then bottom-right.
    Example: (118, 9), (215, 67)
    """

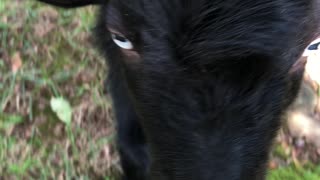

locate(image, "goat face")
(37, 0), (320, 179)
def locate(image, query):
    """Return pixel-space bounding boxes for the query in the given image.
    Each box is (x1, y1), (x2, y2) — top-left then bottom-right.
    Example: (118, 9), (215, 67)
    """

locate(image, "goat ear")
(38, 0), (105, 8)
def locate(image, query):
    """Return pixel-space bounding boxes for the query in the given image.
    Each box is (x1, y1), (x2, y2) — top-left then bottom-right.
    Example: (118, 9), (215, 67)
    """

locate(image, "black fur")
(38, 0), (320, 179)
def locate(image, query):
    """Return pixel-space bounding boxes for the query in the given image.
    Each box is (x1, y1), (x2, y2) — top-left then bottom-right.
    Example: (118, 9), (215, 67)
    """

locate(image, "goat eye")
(111, 33), (133, 50)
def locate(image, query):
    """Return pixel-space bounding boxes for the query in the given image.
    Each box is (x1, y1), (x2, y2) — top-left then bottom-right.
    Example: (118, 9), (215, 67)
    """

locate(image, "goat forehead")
(108, 0), (289, 35)
(110, 0), (278, 26)
(107, 0), (308, 58)
(109, 0), (208, 30)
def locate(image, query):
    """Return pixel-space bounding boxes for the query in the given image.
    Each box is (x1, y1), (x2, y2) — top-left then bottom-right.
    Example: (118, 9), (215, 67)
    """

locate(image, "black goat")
(37, 0), (320, 179)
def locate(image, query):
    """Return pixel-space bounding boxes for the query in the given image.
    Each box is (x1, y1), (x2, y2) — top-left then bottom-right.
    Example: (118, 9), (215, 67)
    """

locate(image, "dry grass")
(0, 1), (119, 179)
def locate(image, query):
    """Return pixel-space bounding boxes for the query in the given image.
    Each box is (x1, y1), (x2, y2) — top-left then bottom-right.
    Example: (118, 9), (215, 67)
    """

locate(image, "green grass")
(0, 0), (119, 179)
(0, 0), (319, 179)
(268, 164), (320, 180)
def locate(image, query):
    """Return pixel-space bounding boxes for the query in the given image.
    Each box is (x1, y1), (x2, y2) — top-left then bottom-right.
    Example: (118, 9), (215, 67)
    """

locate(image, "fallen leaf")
(33, 7), (58, 38)
(50, 97), (73, 125)
(268, 160), (278, 169)
(34, 22), (55, 38)
(11, 52), (22, 73)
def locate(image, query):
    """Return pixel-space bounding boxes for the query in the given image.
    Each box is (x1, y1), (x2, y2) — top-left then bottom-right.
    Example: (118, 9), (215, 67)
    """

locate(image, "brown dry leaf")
(33, 7), (59, 38)
(101, 145), (111, 168)
(38, 6), (59, 21)
(268, 160), (278, 169)
(1, 15), (8, 24)
(34, 22), (55, 38)
(11, 52), (22, 73)
(58, 173), (64, 180)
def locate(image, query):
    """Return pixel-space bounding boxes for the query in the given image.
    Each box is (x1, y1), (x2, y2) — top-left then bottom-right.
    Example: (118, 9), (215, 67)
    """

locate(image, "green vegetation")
(0, 1), (118, 179)
(268, 164), (320, 180)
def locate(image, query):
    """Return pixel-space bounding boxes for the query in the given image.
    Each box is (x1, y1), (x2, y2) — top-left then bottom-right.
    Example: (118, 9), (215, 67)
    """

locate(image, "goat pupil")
(114, 34), (127, 42)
